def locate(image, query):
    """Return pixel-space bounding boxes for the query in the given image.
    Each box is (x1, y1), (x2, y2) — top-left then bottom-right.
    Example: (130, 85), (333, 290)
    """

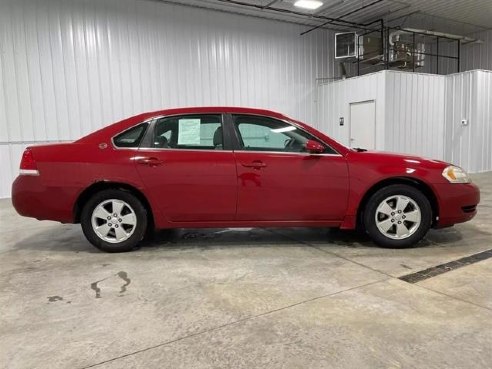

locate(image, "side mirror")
(305, 140), (325, 154)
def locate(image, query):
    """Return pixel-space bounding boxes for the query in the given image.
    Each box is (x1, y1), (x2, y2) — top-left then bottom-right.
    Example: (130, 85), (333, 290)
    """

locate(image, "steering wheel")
(284, 137), (296, 150)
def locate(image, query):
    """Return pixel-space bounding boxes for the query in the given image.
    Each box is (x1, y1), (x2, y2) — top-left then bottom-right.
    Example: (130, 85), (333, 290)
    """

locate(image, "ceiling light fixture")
(294, 0), (324, 10)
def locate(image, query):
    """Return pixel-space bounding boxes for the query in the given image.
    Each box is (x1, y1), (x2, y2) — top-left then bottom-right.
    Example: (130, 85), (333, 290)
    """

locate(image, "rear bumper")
(433, 182), (480, 228)
(12, 175), (77, 223)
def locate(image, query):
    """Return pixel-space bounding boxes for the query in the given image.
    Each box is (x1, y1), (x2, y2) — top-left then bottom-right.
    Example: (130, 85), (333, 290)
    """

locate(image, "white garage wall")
(318, 69), (492, 173)
(0, 0), (333, 198)
(445, 70), (492, 172)
(385, 71), (446, 159)
(317, 72), (386, 149)
(317, 70), (445, 158)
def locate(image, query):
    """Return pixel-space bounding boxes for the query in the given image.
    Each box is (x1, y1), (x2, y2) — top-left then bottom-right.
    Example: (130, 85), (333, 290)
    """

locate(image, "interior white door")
(349, 100), (376, 149)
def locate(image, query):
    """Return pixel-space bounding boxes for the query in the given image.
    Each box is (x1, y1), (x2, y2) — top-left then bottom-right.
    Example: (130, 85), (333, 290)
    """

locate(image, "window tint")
(113, 123), (148, 148)
(151, 115), (223, 150)
(233, 115), (336, 154)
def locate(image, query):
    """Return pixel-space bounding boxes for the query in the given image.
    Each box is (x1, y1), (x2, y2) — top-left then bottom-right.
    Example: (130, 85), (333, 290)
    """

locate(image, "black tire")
(363, 184), (432, 248)
(81, 189), (148, 252)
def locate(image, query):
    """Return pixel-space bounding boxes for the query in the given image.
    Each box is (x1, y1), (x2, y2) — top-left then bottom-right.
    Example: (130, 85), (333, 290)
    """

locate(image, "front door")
(135, 114), (237, 222)
(232, 115), (349, 221)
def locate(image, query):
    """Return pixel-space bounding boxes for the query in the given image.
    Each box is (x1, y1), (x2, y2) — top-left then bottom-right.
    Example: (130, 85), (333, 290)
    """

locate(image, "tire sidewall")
(81, 189), (147, 252)
(363, 184), (432, 248)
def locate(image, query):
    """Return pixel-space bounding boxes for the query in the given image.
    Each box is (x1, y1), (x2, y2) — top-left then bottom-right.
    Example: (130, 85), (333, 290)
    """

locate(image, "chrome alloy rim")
(91, 199), (137, 243)
(375, 195), (421, 240)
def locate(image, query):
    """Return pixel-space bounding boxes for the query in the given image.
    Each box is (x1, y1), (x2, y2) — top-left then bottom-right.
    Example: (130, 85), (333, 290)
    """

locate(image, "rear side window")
(113, 123), (148, 148)
(150, 115), (223, 150)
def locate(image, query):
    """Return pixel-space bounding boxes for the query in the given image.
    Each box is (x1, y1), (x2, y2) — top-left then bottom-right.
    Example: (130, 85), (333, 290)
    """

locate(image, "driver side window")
(233, 115), (321, 153)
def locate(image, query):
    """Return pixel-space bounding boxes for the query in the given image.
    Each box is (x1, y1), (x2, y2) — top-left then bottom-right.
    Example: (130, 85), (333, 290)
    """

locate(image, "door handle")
(135, 157), (164, 167)
(241, 160), (267, 169)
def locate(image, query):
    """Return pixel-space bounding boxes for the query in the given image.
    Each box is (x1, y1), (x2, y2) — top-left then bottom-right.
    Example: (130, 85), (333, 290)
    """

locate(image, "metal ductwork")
(401, 28), (483, 44)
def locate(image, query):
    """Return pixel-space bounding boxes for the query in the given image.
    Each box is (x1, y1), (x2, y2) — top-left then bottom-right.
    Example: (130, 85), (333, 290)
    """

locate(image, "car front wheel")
(363, 184), (432, 248)
(81, 189), (148, 252)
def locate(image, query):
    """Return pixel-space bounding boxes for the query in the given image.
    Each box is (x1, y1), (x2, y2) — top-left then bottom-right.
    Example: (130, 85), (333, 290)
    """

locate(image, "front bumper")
(433, 182), (480, 228)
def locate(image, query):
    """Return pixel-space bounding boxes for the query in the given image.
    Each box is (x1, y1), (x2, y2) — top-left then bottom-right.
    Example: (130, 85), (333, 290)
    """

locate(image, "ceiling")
(158, 0), (492, 35)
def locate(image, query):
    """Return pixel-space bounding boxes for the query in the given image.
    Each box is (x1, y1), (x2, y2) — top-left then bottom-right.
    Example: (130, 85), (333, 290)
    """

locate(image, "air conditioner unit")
(335, 32), (357, 59)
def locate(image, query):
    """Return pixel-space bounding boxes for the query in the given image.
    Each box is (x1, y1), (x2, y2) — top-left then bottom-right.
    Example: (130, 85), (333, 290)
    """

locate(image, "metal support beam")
(385, 27), (390, 70)
(412, 32), (416, 72)
(262, 0), (279, 9)
(436, 37), (439, 74)
(457, 39), (461, 73)
(357, 35), (361, 76)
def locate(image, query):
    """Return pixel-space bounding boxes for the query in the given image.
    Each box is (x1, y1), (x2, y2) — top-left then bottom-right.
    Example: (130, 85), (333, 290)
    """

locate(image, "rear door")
(135, 114), (237, 222)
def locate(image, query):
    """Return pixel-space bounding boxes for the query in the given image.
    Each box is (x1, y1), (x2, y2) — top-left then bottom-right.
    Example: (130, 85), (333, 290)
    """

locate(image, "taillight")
(19, 148), (39, 175)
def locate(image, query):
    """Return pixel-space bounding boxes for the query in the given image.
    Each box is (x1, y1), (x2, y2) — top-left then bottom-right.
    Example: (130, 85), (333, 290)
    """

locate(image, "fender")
(340, 151), (446, 229)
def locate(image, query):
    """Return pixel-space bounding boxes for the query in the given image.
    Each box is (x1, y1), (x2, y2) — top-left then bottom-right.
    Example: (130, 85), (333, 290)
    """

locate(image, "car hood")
(348, 149), (450, 169)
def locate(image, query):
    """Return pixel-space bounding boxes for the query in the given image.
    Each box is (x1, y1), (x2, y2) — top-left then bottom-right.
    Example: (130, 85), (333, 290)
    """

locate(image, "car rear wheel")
(81, 189), (147, 252)
(363, 184), (432, 248)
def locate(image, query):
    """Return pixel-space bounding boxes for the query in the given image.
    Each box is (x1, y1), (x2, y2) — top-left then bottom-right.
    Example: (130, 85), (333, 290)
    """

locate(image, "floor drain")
(399, 248), (492, 283)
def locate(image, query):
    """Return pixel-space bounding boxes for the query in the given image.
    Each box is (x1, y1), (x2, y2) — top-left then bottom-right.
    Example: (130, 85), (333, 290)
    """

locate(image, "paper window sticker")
(178, 119), (201, 145)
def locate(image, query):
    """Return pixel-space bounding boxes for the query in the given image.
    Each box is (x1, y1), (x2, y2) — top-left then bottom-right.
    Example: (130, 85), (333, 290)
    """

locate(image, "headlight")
(442, 165), (471, 183)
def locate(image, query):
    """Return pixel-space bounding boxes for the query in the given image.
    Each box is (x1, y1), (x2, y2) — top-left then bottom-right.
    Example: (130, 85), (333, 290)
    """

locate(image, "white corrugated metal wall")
(0, 0), (334, 198)
(445, 70), (492, 172)
(317, 70), (446, 159)
(474, 71), (492, 172)
(385, 71), (446, 159)
(317, 72), (386, 149)
(318, 69), (492, 172)
(444, 71), (475, 170)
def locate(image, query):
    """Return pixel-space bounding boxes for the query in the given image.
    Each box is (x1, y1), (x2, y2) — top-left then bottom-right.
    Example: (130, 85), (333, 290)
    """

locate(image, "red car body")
(12, 107), (479, 233)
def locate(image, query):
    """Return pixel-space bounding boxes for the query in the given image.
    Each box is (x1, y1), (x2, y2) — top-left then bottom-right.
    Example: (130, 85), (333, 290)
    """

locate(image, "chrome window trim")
(110, 111), (342, 156)
(230, 113), (341, 155)
(232, 150), (343, 157)
(135, 146), (342, 157)
(111, 122), (150, 150)
(137, 147), (233, 153)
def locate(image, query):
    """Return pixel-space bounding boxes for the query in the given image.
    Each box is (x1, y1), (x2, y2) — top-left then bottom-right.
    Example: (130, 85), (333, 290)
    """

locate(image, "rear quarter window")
(113, 123), (148, 148)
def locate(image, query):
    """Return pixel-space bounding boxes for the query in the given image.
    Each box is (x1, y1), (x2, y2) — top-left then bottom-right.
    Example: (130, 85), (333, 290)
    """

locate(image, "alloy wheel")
(374, 195), (421, 240)
(91, 199), (137, 243)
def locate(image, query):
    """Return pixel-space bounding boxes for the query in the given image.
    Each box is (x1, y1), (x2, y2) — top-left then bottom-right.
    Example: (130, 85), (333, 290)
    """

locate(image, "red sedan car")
(12, 107), (479, 252)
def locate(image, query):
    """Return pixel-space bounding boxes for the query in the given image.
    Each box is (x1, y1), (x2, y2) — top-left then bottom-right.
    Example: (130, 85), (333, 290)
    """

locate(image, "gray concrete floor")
(1, 173), (491, 369)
